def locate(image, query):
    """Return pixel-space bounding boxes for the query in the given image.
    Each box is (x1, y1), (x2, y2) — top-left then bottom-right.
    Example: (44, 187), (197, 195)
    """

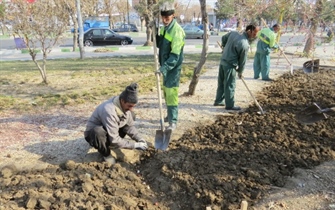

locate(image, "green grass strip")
(21, 49), (41, 54)
(61, 48), (71, 52)
(106, 47), (119, 51)
(135, 46), (152, 50)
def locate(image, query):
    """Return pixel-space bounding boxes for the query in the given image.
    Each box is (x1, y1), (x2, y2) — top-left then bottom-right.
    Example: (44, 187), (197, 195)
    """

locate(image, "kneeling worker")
(84, 83), (148, 164)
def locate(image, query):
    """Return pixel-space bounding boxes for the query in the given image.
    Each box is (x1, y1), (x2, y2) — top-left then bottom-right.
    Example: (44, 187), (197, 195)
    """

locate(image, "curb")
(0, 44), (222, 55)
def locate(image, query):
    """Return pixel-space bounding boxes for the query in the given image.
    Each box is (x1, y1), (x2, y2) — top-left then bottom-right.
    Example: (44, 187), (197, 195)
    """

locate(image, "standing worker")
(253, 24), (280, 81)
(214, 24), (260, 110)
(156, 1), (185, 130)
(84, 83), (148, 164)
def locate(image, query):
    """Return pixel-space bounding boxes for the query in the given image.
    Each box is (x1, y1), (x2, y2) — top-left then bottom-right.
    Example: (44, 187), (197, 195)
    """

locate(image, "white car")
(221, 27), (237, 32)
(182, 25), (210, 39)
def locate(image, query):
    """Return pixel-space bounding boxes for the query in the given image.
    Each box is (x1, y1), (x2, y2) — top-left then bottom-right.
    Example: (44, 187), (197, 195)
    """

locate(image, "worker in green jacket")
(214, 25), (260, 110)
(253, 24), (280, 81)
(156, 2), (185, 130)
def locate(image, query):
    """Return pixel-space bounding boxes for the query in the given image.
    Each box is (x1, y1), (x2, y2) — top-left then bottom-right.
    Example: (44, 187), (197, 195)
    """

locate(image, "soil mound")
(1, 69), (334, 210)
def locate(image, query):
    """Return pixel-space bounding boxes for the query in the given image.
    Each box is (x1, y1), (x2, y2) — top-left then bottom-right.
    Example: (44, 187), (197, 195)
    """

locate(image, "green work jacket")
(221, 31), (250, 74)
(157, 18), (185, 87)
(256, 28), (277, 54)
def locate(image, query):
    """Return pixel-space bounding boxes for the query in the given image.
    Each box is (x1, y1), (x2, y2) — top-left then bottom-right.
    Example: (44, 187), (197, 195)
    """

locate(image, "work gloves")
(272, 44), (279, 49)
(159, 67), (167, 78)
(134, 139), (148, 150)
(235, 66), (242, 79)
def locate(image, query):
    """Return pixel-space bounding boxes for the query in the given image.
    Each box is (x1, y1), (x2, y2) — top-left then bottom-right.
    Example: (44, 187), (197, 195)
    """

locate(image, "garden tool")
(241, 77), (265, 115)
(152, 20), (172, 151)
(278, 46), (294, 75)
(303, 59), (335, 73)
(295, 102), (335, 124)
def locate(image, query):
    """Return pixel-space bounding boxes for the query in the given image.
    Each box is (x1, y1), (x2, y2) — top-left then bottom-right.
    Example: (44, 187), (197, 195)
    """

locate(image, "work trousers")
(214, 63), (237, 108)
(253, 52), (271, 80)
(84, 126), (128, 157)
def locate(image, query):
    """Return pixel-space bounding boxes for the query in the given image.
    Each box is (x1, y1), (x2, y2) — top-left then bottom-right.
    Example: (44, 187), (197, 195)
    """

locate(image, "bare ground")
(0, 55), (335, 210)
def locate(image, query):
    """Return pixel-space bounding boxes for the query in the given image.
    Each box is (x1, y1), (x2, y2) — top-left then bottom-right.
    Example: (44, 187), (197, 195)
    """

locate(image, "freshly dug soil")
(1, 68), (335, 210)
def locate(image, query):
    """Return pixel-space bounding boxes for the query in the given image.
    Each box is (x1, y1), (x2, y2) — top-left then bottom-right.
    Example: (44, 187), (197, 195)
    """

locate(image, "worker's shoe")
(214, 102), (225, 106)
(167, 123), (177, 130)
(226, 106), (241, 111)
(103, 155), (116, 165)
(262, 78), (273, 81)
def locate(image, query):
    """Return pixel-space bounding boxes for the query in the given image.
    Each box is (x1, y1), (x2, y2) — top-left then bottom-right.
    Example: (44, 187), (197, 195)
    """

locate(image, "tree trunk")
(303, 0), (324, 56)
(76, 0), (85, 59)
(187, 0), (208, 96)
(72, 16), (78, 52)
(32, 53), (48, 84)
(143, 16), (153, 46)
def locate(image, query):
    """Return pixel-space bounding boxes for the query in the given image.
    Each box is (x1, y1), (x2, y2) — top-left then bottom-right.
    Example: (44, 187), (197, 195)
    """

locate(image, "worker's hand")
(155, 71), (162, 76)
(134, 140), (148, 150)
(272, 44), (279, 49)
(238, 72), (243, 79)
(159, 68), (167, 78)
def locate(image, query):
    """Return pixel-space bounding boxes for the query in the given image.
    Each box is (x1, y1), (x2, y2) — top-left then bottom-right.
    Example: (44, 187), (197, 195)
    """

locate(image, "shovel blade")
(303, 59), (319, 74)
(154, 129), (172, 151)
(295, 103), (328, 124)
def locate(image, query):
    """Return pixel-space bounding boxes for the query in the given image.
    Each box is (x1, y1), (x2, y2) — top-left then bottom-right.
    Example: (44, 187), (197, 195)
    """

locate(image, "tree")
(215, 0), (236, 21)
(303, 0), (324, 56)
(62, 0), (78, 52)
(115, 0), (130, 24)
(101, 0), (119, 28)
(76, 0), (85, 59)
(186, 0), (209, 95)
(7, 0), (70, 84)
(134, 0), (161, 46)
(0, 1), (8, 35)
(68, 0), (100, 52)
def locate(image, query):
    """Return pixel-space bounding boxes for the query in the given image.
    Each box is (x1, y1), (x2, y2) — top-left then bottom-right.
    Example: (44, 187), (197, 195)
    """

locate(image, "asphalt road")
(0, 35), (222, 50)
(0, 32), (310, 50)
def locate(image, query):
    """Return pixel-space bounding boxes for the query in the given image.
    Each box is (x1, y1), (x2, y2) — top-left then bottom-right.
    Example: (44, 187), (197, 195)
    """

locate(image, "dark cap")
(119, 83), (138, 104)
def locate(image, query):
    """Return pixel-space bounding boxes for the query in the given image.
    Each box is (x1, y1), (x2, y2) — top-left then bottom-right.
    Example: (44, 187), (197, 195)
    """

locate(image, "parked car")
(112, 24), (139, 32)
(182, 24), (209, 39)
(82, 28), (133, 46)
(221, 27), (237, 32)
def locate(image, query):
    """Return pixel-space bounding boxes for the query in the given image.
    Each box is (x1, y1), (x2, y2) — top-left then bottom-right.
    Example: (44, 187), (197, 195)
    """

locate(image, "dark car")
(112, 24), (139, 33)
(82, 28), (133, 46)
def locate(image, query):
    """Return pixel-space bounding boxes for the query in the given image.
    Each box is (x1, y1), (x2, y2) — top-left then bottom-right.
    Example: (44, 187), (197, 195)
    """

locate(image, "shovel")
(241, 77), (265, 115)
(303, 59), (320, 74)
(152, 20), (172, 151)
(295, 102), (335, 124)
(303, 59), (335, 73)
(278, 46), (294, 75)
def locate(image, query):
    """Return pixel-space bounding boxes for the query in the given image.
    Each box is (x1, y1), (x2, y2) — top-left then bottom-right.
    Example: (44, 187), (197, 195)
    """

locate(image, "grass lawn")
(0, 53), (222, 112)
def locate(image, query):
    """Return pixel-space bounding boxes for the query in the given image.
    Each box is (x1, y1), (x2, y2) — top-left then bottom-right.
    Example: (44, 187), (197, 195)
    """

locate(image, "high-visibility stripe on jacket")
(257, 28), (276, 48)
(157, 18), (185, 88)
